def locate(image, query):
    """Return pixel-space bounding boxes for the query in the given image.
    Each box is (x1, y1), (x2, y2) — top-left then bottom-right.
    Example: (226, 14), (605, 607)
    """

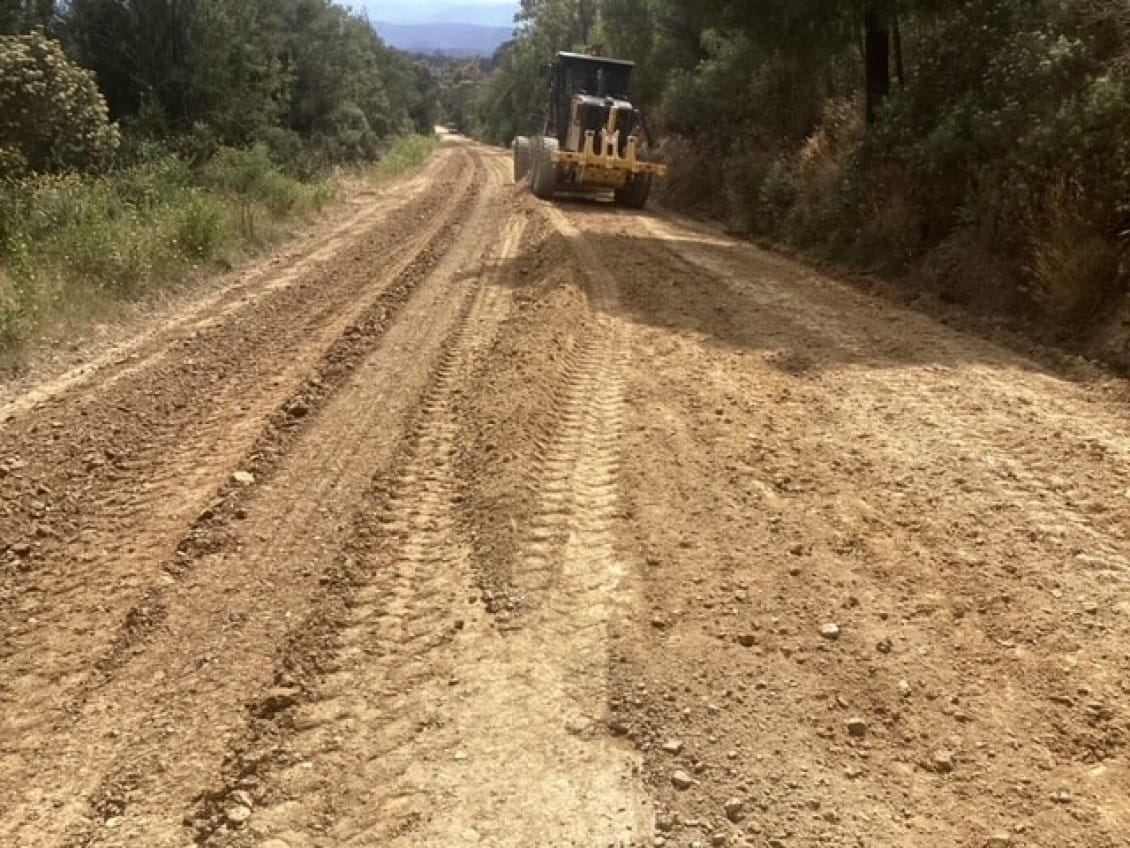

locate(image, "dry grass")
(1028, 178), (1124, 323)
(794, 98), (862, 196)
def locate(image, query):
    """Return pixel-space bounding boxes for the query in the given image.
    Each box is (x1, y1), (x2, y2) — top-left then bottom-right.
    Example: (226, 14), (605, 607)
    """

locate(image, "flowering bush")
(0, 30), (120, 176)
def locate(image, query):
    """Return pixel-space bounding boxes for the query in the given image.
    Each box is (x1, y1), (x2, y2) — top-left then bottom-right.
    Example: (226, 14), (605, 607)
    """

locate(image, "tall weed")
(1028, 178), (1124, 323)
(370, 135), (440, 179)
(0, 143), (340, 362)
(0, 269), (22, 345)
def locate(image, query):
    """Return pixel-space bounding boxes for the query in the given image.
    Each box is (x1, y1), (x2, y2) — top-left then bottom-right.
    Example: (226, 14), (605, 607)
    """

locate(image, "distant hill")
(428, 4), (517, 27)
(360, 2), (517, 27)
(374, 21), (514, 57)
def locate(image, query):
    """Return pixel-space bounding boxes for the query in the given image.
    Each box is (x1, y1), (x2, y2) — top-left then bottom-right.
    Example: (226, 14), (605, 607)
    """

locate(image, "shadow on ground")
(466, 197), (1123, 387)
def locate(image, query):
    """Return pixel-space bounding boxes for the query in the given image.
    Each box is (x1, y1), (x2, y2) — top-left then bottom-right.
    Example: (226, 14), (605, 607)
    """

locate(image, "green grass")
(0, 136), (439, 368)
(368, 134), (441, 180)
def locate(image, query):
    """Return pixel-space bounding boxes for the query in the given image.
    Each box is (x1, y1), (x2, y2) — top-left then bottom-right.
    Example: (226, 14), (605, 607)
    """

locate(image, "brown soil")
(1, 138), (1127, 848)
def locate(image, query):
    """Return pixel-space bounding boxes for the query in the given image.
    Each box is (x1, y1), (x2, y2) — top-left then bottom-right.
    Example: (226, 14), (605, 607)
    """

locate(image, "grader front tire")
(530, 137), (559, 200)
(615, 174), (653, 209)
(512, 136), (531, 182)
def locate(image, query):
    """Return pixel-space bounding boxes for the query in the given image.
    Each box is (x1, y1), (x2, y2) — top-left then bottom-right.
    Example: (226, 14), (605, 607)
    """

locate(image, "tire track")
(0, 147), (491, 848)
(198, 210), (529, 848)
(425, 201), (652, 848)
(358, 203), (649, 847)
(243, 292), (488, 847)
(0, 151), (480, 771)
(201, 199), (650, 847)
(510, 327), (623, 604)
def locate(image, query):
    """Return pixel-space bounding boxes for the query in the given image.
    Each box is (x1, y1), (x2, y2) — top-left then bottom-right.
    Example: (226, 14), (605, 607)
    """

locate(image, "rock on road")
(1, 136), (1127, 848)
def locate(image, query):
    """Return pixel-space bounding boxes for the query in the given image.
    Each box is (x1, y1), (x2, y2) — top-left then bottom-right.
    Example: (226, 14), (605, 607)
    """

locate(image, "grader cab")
(513, 52), (667, 208)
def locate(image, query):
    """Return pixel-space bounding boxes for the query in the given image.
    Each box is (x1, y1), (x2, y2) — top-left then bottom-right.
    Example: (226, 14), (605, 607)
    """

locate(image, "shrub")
(200, 145), (304, 215)
(756, 156), (797, 234)
(260, 126), (330, 181)
(0, 140), (344, 360)
(320, 102), (381, 164)
(0, 30), (120, 175)
(38, 180), (158, 294)
(113, 155), (195, 210)
(310, 181), (336, 211)
(176, 191), (232, 260)
(199, 145), (274, 195)
(0, 145), (27, 178)
(720, 144), (775, 234)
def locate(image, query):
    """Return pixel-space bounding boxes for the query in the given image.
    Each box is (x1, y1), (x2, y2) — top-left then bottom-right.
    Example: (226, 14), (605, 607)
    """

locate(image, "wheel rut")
(0, 150), (477, 765)
(191, 211), (529, 848)
(191, 198), (651, 848)
(0, 145), (494, 848)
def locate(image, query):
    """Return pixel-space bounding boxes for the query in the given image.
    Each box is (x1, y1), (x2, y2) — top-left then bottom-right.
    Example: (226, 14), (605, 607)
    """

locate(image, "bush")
(33, 177), (164, 295)
(0, 30), (120, 175)
(113, 155), (195, 210)
(719, 144), (775, 234)
(200, 145), (304, 215)
(756, 156), (797, 233)
(320, 102), (381, 163)
(176, 191), (232, 260)
(0, 142), (340, 359)
(682, 3), (1130, 323)
(260, 126), (330, 181)
(0, 145), (27, 177)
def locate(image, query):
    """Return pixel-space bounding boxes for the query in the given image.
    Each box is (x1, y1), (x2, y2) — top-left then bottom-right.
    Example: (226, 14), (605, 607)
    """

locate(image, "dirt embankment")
(1, 138), (1127, 848)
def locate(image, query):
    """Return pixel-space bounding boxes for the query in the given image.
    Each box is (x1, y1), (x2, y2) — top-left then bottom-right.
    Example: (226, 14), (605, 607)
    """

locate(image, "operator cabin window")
(568, 63), (630, 100)
(571, 66), (600, 95)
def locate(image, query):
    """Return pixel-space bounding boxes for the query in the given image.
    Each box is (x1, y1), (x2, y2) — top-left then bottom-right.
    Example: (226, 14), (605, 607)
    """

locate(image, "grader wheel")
(512, 136), (531, 182)
(530, 137), (559, 200)
(615, 174), (653, 209)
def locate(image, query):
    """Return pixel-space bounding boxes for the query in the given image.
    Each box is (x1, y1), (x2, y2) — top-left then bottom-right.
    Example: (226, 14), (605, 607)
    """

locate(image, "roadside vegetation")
(1, 3), (443, 363)
(464, 0), (1130, 342)
(366, 134), (441, 180)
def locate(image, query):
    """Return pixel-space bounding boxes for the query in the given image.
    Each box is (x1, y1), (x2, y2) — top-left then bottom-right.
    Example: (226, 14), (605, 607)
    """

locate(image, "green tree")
(58, 0), (439, 166)
(62, 0), (284, 143)
(0, 0), (54, 34)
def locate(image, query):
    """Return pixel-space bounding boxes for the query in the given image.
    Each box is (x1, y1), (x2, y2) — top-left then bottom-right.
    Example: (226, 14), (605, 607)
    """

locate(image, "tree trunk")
(577, 0), (597, 47)
(864, 7), (891, 125)
(893, 13), (906, 86)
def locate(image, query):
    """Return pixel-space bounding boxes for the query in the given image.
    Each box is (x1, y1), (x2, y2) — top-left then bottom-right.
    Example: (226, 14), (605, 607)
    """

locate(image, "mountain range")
(361, 2), (517, 26)
(359, 2), (519, 56)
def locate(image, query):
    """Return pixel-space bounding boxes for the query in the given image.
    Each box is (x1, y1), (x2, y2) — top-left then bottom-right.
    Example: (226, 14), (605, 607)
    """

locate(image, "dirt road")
(1, 137), (1127, 848)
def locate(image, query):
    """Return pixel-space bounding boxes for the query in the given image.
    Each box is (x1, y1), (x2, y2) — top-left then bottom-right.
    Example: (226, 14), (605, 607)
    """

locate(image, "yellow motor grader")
(513, 51), (667, 208)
